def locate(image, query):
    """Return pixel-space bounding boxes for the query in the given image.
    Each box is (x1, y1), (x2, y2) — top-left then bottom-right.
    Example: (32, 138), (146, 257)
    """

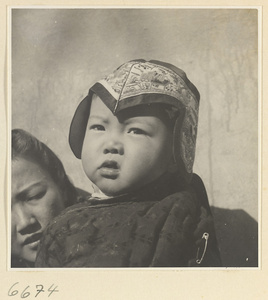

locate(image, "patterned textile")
(35, 174), (221, 268)
(98, 61), (198, 111)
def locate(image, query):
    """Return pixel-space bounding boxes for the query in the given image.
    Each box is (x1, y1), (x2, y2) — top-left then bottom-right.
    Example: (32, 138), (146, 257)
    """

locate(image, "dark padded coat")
(35, 173), (222, 268)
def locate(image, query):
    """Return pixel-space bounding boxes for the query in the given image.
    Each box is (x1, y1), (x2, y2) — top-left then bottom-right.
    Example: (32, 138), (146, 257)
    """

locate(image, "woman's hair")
(12, 129), (77, 207)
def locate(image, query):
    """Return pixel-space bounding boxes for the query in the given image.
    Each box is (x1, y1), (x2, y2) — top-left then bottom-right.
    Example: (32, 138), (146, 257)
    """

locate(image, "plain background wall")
(11, 8), (258, 220)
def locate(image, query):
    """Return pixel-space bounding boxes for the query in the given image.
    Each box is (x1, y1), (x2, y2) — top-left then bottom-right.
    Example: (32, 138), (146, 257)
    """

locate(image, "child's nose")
(103, 138), (124, 155)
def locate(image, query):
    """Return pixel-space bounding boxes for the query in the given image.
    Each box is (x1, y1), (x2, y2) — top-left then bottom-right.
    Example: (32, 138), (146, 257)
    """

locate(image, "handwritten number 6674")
(8, 282), (59, 298)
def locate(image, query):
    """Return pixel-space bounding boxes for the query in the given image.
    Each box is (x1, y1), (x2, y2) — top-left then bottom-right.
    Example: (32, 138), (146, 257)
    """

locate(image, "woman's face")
(11, 157), (65, 264)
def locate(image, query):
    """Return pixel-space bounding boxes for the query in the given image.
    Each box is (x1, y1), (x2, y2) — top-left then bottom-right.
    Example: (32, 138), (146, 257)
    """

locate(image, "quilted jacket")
(35, 173), (222, 267)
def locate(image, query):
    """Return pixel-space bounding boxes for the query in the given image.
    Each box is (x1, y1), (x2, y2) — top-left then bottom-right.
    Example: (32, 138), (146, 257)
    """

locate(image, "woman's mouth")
(99, 160), (120, 178)
(23, 232), (43, 249)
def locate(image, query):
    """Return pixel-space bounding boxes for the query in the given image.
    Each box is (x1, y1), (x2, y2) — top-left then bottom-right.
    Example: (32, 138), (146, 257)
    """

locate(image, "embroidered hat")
(69, 59), (200, 182)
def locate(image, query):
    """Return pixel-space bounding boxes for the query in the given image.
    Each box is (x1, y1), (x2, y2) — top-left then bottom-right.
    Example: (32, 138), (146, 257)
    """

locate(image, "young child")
(35, 59), (221, 267)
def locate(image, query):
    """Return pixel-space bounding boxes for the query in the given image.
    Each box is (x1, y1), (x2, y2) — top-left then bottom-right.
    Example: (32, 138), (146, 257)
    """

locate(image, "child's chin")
(99, 184), (128, 197)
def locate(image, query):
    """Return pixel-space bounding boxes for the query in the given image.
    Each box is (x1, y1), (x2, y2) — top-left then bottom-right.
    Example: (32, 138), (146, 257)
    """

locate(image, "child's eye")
(128, 128), (146, 135)
(90, 125), (105, 131)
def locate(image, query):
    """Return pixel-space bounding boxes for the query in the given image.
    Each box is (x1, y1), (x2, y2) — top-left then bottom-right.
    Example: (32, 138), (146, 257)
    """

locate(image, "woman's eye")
(128, 128), (146, 135)
(90, 125), (105, 131)
(27, 190), (46, 202)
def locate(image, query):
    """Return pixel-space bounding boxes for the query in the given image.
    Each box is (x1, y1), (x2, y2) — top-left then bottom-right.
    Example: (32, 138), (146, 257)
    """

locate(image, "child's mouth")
(99, 160), (120, 178)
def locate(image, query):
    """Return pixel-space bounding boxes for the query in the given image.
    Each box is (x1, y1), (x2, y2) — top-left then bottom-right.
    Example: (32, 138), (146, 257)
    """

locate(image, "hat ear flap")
(69, 94), (92, 159)
(173, 108), (195, 183)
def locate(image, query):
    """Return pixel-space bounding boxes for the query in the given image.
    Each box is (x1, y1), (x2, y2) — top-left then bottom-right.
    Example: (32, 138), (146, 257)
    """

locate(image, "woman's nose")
(14, 205), (38, 235)
(103, 136), (124, 155)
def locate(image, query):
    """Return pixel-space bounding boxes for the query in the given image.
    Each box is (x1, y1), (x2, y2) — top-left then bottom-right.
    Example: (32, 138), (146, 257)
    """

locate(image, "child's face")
(81, 96), (174, 196)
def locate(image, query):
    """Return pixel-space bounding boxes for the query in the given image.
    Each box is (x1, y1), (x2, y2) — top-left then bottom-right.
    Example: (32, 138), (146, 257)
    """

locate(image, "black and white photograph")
(10, 7), (259, 269)
(1, 4), (266, 299)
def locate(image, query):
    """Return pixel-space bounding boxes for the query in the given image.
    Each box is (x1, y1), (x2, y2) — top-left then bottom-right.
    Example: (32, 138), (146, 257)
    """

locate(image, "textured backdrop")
(11, 8), (258, 220)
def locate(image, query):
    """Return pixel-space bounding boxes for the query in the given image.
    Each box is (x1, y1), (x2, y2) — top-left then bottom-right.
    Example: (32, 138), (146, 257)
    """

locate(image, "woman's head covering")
(69, 59), (200, 182)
